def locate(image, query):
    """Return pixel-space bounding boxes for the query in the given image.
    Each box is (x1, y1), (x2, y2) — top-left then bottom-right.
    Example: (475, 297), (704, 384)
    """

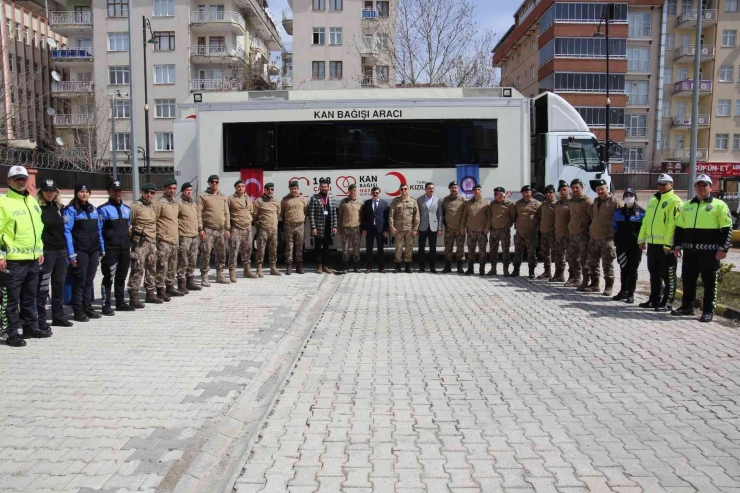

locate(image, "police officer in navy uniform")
(671, 174), (733, 323)
(98, 180), (135, 315)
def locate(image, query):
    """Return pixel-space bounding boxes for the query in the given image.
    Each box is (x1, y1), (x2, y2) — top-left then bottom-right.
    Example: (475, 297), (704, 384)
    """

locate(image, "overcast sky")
(267, 0), (518, 45)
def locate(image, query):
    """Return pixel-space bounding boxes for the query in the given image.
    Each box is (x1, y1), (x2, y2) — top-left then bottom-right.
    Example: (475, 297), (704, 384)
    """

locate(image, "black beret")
(74, 182), (90, 194)
(140, 183), (156, 192)
(264, 182), (275, 189)
(558, 180), (569, 190)
(448, 181), (458, 189)
(207, 174), (219, 182)
(234, 180), (245, 187)
(472, 184), (482, 190)
(544, 184), (556, 193)
(163, 178), (177, 188)
(289, 180), (299, 187)
(319, 178), (329, 184)
(181, 182), (193, 192)
(348, 184), (357, 190)
(521, 185), (532, 192)
(493, 186), (505, 193)
(594, 179), (607, 187)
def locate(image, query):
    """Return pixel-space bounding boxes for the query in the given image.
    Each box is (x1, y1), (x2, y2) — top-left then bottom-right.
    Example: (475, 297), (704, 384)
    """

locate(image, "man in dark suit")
(416, 182), (443, 273)
(361, 186), (389, 273)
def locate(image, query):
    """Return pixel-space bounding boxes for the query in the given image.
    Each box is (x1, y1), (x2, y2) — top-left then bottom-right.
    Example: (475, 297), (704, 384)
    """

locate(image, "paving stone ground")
(233, 262), (740, 493)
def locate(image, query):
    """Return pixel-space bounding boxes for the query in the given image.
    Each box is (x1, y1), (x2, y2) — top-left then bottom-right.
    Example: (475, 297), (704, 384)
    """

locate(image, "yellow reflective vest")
(674, 195), (733, 252)
(638, 189), (683, 248)
(0, 188), (44, 260)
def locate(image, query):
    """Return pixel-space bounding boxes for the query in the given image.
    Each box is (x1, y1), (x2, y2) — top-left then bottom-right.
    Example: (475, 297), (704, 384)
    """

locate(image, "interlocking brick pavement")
(0, 274), (326, 493)
(233, 270), (740, 493)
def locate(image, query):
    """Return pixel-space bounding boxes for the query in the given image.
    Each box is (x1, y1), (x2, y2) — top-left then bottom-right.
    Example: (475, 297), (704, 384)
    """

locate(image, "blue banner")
(456, 165), (480, 199)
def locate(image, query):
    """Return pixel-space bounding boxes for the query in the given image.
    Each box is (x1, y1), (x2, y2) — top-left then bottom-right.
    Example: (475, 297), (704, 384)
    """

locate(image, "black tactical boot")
(442, 261), (452, 273)
(465, 261), (475, 275)
(457, 261), (464, 274)
(511, 263), (521, 277)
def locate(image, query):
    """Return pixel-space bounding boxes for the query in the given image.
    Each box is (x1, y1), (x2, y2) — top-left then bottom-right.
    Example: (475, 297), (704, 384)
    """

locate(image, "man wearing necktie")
(361, 187), (389, 273)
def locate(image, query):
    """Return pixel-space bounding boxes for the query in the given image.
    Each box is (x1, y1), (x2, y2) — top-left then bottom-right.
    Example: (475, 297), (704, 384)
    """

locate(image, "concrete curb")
(674, 288), (740, 321)
(165, 274), (342, 493)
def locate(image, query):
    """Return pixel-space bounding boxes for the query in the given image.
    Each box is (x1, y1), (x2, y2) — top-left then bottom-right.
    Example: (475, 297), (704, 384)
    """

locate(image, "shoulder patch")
(706, 205), (713, 211)
(662, 202), (668, 209)
(63, 214), (70, 224)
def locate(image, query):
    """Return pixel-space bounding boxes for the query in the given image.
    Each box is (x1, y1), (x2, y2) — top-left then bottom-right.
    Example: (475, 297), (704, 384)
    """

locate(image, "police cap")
(695, 174), (713, 186)
(107, 180), (122, 191)
(40, 178), (58, 192)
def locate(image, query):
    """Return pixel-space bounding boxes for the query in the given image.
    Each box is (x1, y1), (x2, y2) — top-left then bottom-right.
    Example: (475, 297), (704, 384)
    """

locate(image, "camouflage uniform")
(340, 227), (361, 261)
(587, 195), (620, 289)
(489, 229), (511, 263)
(389, 196), (420, 263)
(567, 232), (591, 281)
(444, 231), (466, 261)
(513, 199), (541, 268)
(461, 197), (490, 263)
(228, 228), (252, 268)
(513, 232), (539, 266)
(466, 231), (487, 261)
(567, 192), (594, 284)
(441, 194), (467, 262)
(338, 197), (363, 263)
(228, 193), (254, 269)
(489, 199), (515, 265)
(197, 190), (229, 276)
(254, 195), (281, 267)
(177, 237), (199, 279)
(588, 238), (617, 285)
(155, 241), (178, 288)
(283, 224), (305, 263)
(553, 197), (571, 280)
(200, 229), (226, 273)
(255, 229), (278, 265)
(129, 241), (157, 293)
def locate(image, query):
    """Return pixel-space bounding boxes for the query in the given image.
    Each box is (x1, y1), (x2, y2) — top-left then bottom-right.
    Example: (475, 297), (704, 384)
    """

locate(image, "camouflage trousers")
(443, 229), (465, 261)
(341, 227), (361, 262)
(540, 231), (556, 266)
(128, 240), (157, 292)
(489, 228), (511, 263)
(155, 239), (178, 288)
(466, 230), (487, 262)
(394, 230), (414, 263)
(200, 228), (226, 274)
(255, 228), (278, 265)
(588, 238), (616, 283)
(554, 236), (569, 272)
(177, 236), (199, 280)
(567, 231), (590, 280)
(284, 223), (305, 263)
(229, 227), (253, 268)
(514, 231), (538, 266)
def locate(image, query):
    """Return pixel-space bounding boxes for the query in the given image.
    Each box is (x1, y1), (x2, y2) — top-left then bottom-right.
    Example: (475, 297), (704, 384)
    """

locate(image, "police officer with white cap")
(671, 174), (732, 323)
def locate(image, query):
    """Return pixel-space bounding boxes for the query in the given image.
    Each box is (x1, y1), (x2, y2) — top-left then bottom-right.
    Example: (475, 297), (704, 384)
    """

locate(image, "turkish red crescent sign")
(240, 168), (263, 200)
(696, 163), (740, 177)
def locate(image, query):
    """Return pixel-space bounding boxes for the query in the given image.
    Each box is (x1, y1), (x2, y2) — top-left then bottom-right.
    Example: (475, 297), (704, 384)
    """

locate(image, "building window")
(155, 132), (174, 151)
(329, 27), (342, 45)
(6, 20), (11, 39)
(377, 1), (389, 17)
(377, 33), (390, 50)
(330, 0), (342, 10)
(723, 30), (738, 47)
(109, 66), (130, 84)
(153, 0), (174, 17)
(575, 107), (625, 127)
(155, 99), (176, 118)
(538, 37), (627, 66)
(107, 32), (129, 51)
(539, 2), (628, 34)
(153, 31), (175, 50)
(312, 61), (325, 78)
(329, 61), (342, 78)
(726, 0), (738, 11)
(628, 12), (651, 37)
(8, 54), (12, 72)
(15, 23), (20, 42)
(113, 133), (131, 151)
(540, 72), (626, 93)
(625, 114), (648, 137)
(720, 65), (734, 82)
(667, 0), (677, 14)
(665, 35), (675, 50)
(627, 46), (650, 72)
(313, 0), (325, 10)
(377, 65), (389, 82)
(718, 99), (731, 116)
(677, 67), (689, 81)
(734, 134), (740, 150)
(108, 0), (128, 17)
(736, 100), (740, 116)
(154, 65), (175, 84)
(716, 133), (729, 150)
(664, 68), (673, 84)
(530, 66), (535, 80)
(112, 99), (131, 118)
(312, 28), (325, 45)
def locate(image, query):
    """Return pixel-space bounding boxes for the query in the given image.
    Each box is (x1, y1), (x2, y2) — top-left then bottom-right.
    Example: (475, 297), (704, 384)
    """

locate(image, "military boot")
(157, 287), (171, 302)
(528, 265), (536, 279)
(286, 262), (293, 275)
(537, 264), (552, 280)
(479, 262), (486, 276)
(511, 263), (521, 277)
(229, 267), (237, 283)
(216, 270), (231, 284)
(352, 261), (359, 273)
(257, 265), (264, 278)
(130, 291), (145, 309)
(201, 274), (211, 287)
(465, 261), (475, 275)
(456, 261), (464, 274)
(394, 263), (402, 273)
(243, 263), (257, 279)
(187, 276), (202, 290)
(584, 277), (601, 293)
(503, 263), (511, 277)
(576, 277), (589, 291)
(405, 262), (412, 274)
(146, 290), (164, 304)
(602, 280), (614, 297)
(166, 284), (184, 297)
(442, 261), (452, 273)
(270, 263), (282, 276)
(178, 277), (189, 295)
(487, 263), (497, 276)
(564, 271), (579, 287)
(549, 267), (565, 283)
(296, 262), (304, 275)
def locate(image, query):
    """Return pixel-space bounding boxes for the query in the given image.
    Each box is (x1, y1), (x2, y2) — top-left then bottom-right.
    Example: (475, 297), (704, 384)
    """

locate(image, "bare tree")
(354, 0), (499, 88)
(219, 45), (279, 91)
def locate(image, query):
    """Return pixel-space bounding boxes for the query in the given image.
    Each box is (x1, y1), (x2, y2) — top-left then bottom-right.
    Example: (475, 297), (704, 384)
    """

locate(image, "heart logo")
(335, 175), (356, 196)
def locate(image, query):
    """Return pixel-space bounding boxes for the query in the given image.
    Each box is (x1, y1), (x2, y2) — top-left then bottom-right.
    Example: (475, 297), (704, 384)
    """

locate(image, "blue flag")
(456, 165), (480, 200)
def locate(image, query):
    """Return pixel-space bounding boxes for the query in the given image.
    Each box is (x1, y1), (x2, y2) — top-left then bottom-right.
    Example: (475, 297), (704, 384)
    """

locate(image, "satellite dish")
(51, 71), (61, 82)
(47, 37), (58, 49)
(55, 137), (64, 147)
(46, 108), (56, 116)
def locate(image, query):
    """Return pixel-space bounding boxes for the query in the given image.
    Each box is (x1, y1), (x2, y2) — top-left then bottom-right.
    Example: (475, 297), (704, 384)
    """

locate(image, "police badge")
(706, 205), (713, 211)
(662, 202), (668, 208)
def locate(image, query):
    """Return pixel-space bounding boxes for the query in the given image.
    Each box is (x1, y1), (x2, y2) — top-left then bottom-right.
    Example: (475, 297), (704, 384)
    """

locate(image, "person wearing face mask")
(611, 188), (645, 304)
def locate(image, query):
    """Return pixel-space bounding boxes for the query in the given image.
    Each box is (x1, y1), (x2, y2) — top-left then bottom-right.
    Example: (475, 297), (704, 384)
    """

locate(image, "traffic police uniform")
(672, 175), (732, 322)
(98, 180), (133, 313)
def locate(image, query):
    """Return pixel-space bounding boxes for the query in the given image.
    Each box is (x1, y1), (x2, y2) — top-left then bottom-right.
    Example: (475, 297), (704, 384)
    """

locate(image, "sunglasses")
(265, 187), (274, 191)
(400, 188), (408, 191)
(144, 191), (156, 195)
(209, 180), (219, 184)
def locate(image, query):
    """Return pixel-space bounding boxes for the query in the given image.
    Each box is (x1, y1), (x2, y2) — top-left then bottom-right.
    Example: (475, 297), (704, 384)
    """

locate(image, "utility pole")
(688, 1), (703, 193)
(126, 10), (140, 194)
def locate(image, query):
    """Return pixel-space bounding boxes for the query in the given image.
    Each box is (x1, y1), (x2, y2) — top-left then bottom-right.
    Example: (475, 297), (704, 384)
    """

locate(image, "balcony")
(627, 59), (650, 73)
(626, 127), (648, 138)
(673, 79), (713, 95)
(628, 25), (651, 38)
(51, 49), (93, 63)
(251, 36), (269, 58)
(281, 75), (292, 89)
(671, 114), (710, 127)
(362, 76), (379, 88)
(191, 45), (245, 63)
(282, 42), (292, 58)
(362, 8), (379, 19)
(674, 44), (715, 61)
(191, 79), (237, 92)
(361, 44), (380, 64)
(626, 94), (649, 106)
(53, 114), (93, 127)
(189, 11), (246, 33)
(676, 9), (717, 28)
(51, 81), (95, 96)
(49, 11), (92, 32)
(282, 9), (293, 35)
(667, 148), (708, 161)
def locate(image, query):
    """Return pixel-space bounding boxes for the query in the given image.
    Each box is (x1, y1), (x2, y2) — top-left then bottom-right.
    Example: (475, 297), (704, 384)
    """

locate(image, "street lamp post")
(109, 90), (128, 180)
(142, 17), (156, 173)
(126, 9), (140, 194)
(688, 2), (703, 190)
(594, 3), (614, 168)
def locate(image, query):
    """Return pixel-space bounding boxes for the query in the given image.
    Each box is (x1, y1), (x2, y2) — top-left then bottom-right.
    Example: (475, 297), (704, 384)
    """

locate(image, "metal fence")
(0, 165), (174, 191)
(611, 173), (690, 191)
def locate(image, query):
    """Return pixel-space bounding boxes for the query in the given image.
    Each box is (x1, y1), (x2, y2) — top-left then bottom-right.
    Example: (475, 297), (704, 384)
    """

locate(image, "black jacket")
(98, 199), (132, 249)
(361, 198), (389, 233)
(613, 205), (646, 252)
(40, 202), (66, 251)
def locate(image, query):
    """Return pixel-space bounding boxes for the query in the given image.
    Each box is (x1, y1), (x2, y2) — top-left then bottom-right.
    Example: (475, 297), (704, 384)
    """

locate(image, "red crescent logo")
(288, 176), (310, 187)
(335, 175), (356, 196)
(385, 171), (406, 197)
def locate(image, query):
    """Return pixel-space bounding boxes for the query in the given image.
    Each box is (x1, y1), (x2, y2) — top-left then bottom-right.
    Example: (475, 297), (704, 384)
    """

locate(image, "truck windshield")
(561, 139), (605, 173)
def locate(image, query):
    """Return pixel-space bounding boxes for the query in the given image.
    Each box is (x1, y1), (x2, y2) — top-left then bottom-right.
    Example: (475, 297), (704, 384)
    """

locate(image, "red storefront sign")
(695, 163), (740, 177)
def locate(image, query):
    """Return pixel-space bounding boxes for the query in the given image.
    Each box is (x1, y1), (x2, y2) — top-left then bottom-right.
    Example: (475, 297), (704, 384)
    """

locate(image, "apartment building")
(48, 0), (280, 169)
(0, 1), (65, 148)
(281, 0), (394, 89)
